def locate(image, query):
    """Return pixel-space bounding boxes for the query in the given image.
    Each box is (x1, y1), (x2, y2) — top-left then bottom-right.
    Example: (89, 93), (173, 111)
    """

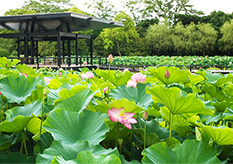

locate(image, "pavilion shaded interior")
(0, 12), (123, 67)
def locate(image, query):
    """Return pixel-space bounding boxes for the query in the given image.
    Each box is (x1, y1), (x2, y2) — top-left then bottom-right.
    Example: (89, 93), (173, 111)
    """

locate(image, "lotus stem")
(144, 120), (147, 149)
(115, 124), (119, 148)
(169, 113), (173, 147)
(40, 96), (45, 137)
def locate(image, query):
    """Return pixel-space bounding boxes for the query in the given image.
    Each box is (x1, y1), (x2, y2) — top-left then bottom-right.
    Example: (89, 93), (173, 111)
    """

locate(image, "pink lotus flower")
(123, 68), (129, 72)
(107, 107), (137, 129)
(83, 61), (87, 66)
(131, 73), (146, 83)
(103, 87), (108, 93)
(81, 71), (94, 79)
(44, 77), (51, 84)
(19, 72), (27, 78)
(107, 54), (113, 63)
(127, 80), (137, 88)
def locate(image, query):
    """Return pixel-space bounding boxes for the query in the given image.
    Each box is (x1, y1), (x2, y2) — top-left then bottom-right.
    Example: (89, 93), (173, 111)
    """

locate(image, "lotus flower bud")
(165, 70), (170, 79)
(83, 61), (87, 66)
(0, 91), (2, 96)
(142, 111), (148, 121)
(107, 54), (113, 63)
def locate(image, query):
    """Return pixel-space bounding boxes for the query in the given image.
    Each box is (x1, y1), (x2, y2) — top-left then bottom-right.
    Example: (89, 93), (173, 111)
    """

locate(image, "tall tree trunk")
(116, 41), (122, 56)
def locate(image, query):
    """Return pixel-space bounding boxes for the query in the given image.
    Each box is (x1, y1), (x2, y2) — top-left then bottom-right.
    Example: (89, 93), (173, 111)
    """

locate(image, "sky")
(0, 0), (232, 16)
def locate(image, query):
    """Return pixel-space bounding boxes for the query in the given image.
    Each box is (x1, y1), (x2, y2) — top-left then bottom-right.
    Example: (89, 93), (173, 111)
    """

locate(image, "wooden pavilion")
(0, 12), (123, 68)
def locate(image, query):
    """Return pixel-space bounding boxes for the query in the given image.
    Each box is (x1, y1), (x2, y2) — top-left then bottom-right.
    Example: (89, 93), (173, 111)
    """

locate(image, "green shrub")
(0, 48), (10, 57)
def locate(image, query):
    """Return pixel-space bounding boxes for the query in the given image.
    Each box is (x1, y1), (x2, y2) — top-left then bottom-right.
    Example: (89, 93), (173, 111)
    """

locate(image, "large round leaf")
(142, 140), (221, 163)
(76, 151), (121, 164)
(95, 69), (132, 86)
(202, 126), (233, 145)
(148, 66), (190, 85)
(43, 109), (109, 145)
(147, 85), (213, 115)
(110, 83), (153, 109)
(6, 101), (42, 121)
(0, 116), (31, 133)
(36, 140), (90, 163)
(0, 74), (43, 103)
(53, 88), (96, 113)
(37, 140), (119, 163)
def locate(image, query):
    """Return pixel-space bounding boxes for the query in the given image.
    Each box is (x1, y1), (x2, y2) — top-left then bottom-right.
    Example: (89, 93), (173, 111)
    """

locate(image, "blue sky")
(0, 0), (232, 16)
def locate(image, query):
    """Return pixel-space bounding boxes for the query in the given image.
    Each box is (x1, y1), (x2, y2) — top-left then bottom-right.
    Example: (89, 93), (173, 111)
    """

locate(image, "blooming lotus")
(127, 80), (137, 88)
(107, 107), (137, 129)
(44, 77), (51, 84)
(81, 71), (94, 79)
(131, 73), (146, 83)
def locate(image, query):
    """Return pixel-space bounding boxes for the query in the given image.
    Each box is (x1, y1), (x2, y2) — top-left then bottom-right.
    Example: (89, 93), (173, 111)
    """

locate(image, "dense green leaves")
(142, 140), (221, 164)
(147, 85), (212, 115)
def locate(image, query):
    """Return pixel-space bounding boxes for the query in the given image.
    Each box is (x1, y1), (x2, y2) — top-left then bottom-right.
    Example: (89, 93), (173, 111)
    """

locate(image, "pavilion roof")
(0, 12), (123, 33)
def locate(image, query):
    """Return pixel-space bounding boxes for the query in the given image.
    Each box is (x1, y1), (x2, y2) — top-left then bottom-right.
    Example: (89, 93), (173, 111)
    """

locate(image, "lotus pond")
(0, 57), (233, 163)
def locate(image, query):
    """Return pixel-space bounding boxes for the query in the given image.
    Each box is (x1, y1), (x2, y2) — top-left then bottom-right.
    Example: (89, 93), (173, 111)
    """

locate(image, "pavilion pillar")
(57, 32), (61, 68)
(30, 36), (35, 64)
(24, 33), (29, 64)
(90, 35), (93, 65)
(68, 38), (71, 67)
(75, 34), (79, 65)
(17, 37), (20, 58)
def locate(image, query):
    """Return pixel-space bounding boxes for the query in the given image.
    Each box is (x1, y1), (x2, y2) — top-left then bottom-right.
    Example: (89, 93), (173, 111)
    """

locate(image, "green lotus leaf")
(43, 109), (109, 145)
(160, 106), (191, 137)
(203, 83), (229, 102)
(135, 117), (181, 141)
(0, 116), (32, 133)
(190, 74), (204, 85)
(90, 98), (143, 114)
(0, 134), (13, 150)
(37, 139), (119, 163)
(0, 57), (20, 68)
(76, 151), (121, 164)
(34, 132), (53, 155)
(26, 117), (41, 134)
(148, 66), (190, 85)
(95, 69), (132, 86)
(147, 85), (213, 115)
(47, 83), (73, 105)
(36, 140), (90, 163)
(0, 152), (35, 163)
(142, 140), (221, 164)
(51, 156), (76, 164)
(224, 83), (233, 97)
(16, 64), (36, 75)
(53, 88), (96, 113)
(24, 85), (45, 104)
(110, 83), (153, 109)
(0, 74), (44, 103)
(6, 101), (42, 121)
(54, 85), (87, 104)
(205, 71), (224, 85)
(202, 126), (233, 145)
(48, 77), (62, 89)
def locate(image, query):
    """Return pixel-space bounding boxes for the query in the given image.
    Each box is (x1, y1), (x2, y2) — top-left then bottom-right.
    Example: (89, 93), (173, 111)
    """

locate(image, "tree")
(145, 20), (173, 55)
(124, 0), (203, 24)
(194, 23), (217, 56)
(22, 0), (72, 13)
(218, 20), (233, 55)
(84, 0), (117, 20)
(96, 12), (139, 56)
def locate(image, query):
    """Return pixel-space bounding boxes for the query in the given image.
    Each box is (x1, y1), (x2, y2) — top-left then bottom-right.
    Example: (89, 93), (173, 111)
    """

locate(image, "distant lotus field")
(0, 56), (233, 163)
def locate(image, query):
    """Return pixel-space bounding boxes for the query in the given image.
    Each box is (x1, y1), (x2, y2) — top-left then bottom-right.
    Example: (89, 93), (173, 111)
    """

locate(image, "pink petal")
(124, 112), (135, 118)
(128, 118), (137, 124)
(123, 122), (132, 129)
